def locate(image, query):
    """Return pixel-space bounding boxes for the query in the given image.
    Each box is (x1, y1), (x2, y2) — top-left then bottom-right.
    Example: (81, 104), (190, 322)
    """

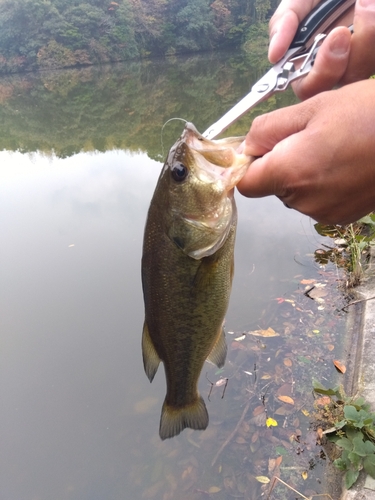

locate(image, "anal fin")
(142, 321), (161, 382)
(207, 326), (227, 368)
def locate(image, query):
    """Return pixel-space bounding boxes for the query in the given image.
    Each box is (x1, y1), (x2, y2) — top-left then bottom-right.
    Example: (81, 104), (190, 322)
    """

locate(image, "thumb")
(237, 98), (320, 198)
(343, 0), (375, 83)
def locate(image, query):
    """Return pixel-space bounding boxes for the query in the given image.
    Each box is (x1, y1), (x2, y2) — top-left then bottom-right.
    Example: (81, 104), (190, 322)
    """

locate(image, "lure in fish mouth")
(141, 123), (253, 440)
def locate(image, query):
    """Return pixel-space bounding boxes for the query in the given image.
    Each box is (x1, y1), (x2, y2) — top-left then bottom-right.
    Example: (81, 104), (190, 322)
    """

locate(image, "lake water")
(0, 54), (348, 500)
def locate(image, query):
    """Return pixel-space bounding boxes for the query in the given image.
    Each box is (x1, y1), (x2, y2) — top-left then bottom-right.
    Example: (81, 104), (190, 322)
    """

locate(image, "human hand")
(237, 80), (375, 225)
(268, 0), (375, 100)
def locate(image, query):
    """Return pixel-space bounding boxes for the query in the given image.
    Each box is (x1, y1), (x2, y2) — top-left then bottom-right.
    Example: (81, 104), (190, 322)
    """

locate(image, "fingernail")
(237, 141), (244, 154)
(268, 32), (279, 63)
(329, 31), (350, 56)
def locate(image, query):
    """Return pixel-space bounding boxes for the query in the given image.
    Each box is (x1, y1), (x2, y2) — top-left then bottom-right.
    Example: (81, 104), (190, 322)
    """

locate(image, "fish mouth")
(180, 123), (251, 189)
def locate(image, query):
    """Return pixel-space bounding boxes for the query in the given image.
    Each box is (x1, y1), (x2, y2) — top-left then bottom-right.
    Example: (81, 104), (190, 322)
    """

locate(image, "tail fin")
(159, 395), (209, 440)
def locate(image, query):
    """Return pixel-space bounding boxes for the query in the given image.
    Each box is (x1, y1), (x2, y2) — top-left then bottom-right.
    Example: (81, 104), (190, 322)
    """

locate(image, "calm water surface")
(0, 54), (347, 500)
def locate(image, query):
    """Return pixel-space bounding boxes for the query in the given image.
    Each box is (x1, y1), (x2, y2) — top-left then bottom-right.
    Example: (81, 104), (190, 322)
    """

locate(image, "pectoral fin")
(142, 321), (161, 382)
(207, 326), (227, 368)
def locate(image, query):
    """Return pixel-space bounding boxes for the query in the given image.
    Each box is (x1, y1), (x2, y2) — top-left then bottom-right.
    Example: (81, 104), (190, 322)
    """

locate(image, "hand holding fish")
(268, 0), (375, 100)
(237, 79), (375, 225)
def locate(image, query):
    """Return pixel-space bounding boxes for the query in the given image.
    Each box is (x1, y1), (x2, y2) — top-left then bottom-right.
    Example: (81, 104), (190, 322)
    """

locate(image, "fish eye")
(171, 162), (188, 182)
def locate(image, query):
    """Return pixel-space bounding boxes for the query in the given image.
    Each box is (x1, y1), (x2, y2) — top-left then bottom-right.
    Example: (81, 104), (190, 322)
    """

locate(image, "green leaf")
(334, 458), (348, 471)
(344, 406), (373, 429)
(314, 223), (338, 238)
(344, 405), (361, 422)
(345, 469), (360, 489)
(348, 452), (362, 469)
(352, 435), (375, 456)
(327, 434), (340, 443)
(335, 419), (347, 430)
(346, 427), (359, 440)
(275, 446), (288, 456)
(312, 380), (338, 396)
(358, 215), (375, 225)
(351, 397), (366, 408)
(364, 440), (375, 454)
(336, 437), (354, 452)
(364, 455), (375, 478)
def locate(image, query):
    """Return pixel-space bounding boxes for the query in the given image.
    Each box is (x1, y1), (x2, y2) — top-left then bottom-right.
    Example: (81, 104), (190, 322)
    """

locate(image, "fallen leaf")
(248, 327), (279, 337)
(333, 360), (346, 373)
(234, 334), (246, 341)
(327, 344), (335, 351)
(301, 409), (310, 417)
(231, 341), (247, 351)
(315, 396), (331, 406)
(215, 378), (227, 387)
(208, 486), (221, 493)
(275, 406), (289, 416)
(253, 405), (266, 416)
(255, 476), (270, 484)
(308, 287), (328, 299)
(251, 431), (259, 443)
(241, 421), (250, 433)
(266, 417), (278, 427)
(302, 471), (308, 480)
(317, 428), (324, 440)
(268, 458), (277, 473)
(301, 279), (316, 285)
(283, 358), (293, 367)
(275, 456), (283, 467)
(250, 412), (267, 427)
(276, 383), (292, 396)
(236, 437), (246, 444)
(261, 373), (272, 380)
(334, 238), (348, 246)
(277, 395), (294, 405)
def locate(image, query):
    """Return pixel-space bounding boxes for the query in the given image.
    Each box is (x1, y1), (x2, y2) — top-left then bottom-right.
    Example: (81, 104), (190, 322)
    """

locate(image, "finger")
(268, 9), (299, 63)
(241, 100), (315, 157)
(268, 0), (318, 63)
(291, 26), (351, 100)
(342, 0), (375, 83)
(237, 124), (314, 198)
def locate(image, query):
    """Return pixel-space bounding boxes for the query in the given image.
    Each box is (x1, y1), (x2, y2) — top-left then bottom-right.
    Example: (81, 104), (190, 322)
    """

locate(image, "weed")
(314, 214), (375, 288)
(313, 380), (375, 489)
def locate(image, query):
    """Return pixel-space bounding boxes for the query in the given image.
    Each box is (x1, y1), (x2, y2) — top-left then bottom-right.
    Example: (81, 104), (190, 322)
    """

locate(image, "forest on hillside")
(0, 0), (277, 74)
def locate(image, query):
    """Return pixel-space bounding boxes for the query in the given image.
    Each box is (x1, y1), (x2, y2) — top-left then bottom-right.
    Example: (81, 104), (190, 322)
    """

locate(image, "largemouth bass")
(141, 122), (252, 440)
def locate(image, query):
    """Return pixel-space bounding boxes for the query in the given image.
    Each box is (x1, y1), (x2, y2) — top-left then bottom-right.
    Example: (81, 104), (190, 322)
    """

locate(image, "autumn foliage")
(0, 0), (277, 73)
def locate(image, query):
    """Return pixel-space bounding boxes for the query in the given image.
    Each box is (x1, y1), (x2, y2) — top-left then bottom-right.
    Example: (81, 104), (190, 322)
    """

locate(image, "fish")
(141, 122), (252, 440)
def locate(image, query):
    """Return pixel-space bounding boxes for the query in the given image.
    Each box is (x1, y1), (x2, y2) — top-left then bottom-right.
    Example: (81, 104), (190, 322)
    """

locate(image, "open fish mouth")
(179, 122), (251, 189)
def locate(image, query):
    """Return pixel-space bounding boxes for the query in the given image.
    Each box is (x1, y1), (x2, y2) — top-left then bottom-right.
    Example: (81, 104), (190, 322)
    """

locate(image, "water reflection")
(0, 54), (346, 500)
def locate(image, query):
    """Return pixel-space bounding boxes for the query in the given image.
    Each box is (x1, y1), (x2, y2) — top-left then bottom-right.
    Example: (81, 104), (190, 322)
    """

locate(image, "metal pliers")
(203, 0), (355, 140)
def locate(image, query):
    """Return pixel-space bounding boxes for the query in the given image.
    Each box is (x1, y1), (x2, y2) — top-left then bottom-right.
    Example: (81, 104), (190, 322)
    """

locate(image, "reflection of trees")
(0, 53), (298, 159)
